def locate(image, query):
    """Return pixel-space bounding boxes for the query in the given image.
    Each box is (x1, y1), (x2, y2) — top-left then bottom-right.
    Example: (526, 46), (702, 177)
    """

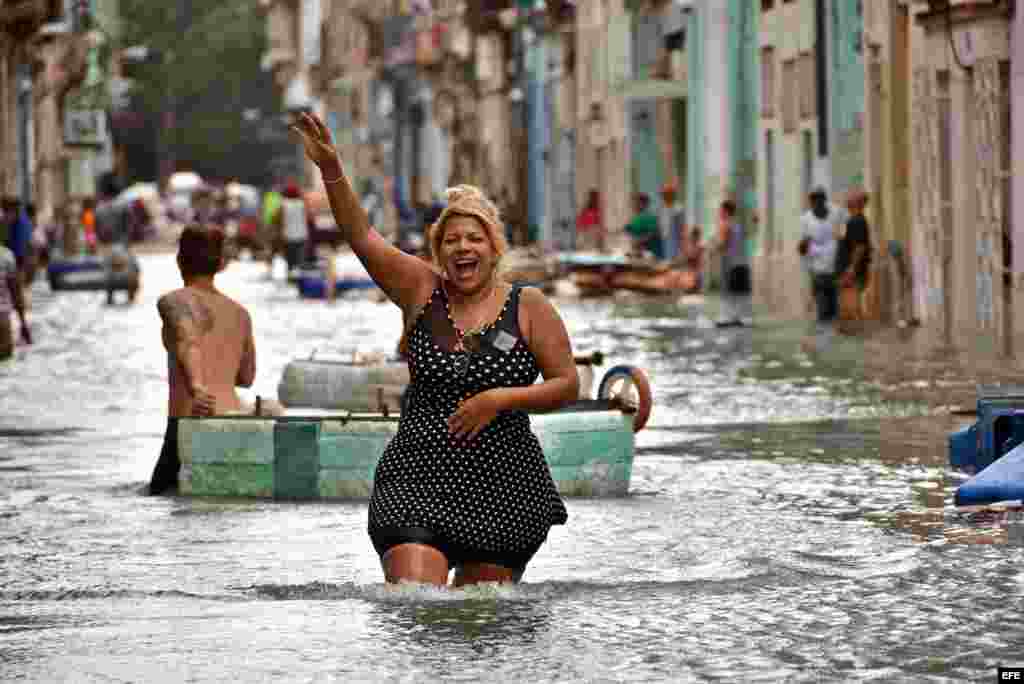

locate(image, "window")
(761, 47), (776, 118)
(798, 52), (815, 119)
(782, 58), (797, 133)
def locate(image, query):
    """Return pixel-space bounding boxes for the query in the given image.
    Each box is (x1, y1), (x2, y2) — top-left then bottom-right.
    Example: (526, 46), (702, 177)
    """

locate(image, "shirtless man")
(149, 225), (256, 495)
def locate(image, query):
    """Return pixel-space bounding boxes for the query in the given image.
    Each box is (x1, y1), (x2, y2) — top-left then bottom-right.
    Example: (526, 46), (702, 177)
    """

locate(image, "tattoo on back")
(159, 291), (214, 334)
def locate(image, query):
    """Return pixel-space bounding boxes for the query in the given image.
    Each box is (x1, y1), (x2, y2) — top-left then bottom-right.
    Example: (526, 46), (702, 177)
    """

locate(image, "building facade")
(754, 0), (818, 317)
(0, 0), (117, 236)
(1012, 2), (1023, 347)
(910, 0), (1013, 353)
(860, 0), (913, 324)
(574, 0), (631, 246)
(257, 0), (1022, 356)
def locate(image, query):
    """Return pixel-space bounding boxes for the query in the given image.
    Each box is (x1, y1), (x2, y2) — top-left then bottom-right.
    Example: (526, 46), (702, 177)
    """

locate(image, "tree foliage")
(116, 0), (288, 184)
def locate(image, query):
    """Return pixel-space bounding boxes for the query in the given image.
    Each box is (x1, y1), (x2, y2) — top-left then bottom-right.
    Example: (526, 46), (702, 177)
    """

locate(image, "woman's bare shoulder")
(518, 284), (556, 311)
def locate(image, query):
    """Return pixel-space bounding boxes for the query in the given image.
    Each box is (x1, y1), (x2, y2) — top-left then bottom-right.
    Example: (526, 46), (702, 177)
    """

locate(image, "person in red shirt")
(575, 189), (605, 252)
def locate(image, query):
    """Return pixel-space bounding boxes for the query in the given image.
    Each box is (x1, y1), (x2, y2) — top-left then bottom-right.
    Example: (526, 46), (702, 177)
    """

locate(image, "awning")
(616, 78), (688, 100)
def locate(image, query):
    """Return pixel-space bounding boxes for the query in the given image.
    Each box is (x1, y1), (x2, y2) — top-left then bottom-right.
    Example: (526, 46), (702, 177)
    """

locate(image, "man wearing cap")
(658, 182), (686, 262)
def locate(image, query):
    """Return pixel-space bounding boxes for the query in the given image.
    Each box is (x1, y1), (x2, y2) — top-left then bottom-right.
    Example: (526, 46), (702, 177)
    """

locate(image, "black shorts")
(369, 525), (544, 576)
(149, 418), (180, 495)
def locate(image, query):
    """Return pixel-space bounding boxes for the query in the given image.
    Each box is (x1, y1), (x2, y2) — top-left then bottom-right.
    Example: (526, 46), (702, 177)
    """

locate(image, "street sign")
(64, 108), (107, 147)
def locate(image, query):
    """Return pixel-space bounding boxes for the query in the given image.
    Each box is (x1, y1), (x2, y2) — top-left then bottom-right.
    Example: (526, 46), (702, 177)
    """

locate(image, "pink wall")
(1014, 9), (1024, 274)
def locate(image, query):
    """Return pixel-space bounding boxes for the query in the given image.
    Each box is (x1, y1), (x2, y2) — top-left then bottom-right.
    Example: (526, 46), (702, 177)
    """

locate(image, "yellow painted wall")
(754, 0), (820, 319)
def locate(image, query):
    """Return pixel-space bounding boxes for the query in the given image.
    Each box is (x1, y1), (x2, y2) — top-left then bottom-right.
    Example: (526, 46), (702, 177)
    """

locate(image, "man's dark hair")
(177, 224), (225, 277)
(721, 200), (737, 217)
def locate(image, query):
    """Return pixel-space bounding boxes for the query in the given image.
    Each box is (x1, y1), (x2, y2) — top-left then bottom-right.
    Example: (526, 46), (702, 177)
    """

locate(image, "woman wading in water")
(292, 112), (578, 586)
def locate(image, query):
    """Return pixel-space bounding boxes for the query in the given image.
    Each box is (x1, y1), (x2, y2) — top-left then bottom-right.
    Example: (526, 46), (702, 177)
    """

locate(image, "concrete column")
(950, 64), (978, 345)
(702, 0), (731, 229)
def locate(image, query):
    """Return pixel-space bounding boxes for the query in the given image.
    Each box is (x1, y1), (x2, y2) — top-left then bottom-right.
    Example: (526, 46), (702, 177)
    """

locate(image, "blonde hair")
(397, 185), (509, 357)
(427, 185), (508, 276)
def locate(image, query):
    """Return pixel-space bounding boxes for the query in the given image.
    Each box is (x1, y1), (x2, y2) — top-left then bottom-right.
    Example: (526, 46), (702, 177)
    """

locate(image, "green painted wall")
(728, 0), (760, 255)
(829, 0), (866, 195)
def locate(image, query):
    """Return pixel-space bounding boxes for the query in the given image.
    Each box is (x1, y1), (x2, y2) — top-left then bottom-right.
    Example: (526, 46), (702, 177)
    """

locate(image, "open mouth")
(453, 258), (479, 279)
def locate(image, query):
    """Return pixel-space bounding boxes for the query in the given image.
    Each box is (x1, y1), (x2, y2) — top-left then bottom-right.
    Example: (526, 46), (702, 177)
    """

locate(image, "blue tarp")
(955, 441), (1024, 506)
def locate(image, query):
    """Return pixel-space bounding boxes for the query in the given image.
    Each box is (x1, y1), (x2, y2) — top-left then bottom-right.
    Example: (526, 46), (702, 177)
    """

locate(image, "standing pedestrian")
(279, 181), (309, 275)
(657, 182), (686, 262)
(575, 189), (605, 252)
(292, 110), (577, 587)
(82, 198), (98, 254)
(799, 187), (842, 324)
(715, 200), (752, 327)
(261, 184), (283, 277)
(836, 188), (873, 321)
(4, 198), (33, 281)
(0, 241), (31, 360)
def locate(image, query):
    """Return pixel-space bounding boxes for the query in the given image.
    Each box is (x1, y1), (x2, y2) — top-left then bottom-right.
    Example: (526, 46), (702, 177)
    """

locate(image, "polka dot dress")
(368, 283), (568, 561)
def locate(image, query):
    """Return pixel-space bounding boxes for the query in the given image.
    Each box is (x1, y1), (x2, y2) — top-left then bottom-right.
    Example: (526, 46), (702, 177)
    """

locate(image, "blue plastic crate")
(948, 422), (981, 474)
(976, 386), (1024, 468)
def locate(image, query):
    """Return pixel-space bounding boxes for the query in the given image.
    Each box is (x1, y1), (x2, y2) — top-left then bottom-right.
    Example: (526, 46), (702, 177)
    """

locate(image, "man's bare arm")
(236, 312), (256, 388)
(158, 292), (215, 414)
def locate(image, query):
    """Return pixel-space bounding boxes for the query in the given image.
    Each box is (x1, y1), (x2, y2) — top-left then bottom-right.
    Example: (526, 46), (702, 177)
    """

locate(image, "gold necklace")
(444, 280), (498, 352)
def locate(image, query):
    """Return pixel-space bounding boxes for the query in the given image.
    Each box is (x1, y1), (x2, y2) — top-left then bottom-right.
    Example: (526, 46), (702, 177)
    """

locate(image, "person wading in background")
(0, 241), (31, 360)
(715, 200), (752, 327)
(625, 193), (663, 260)
(279, 181), (309, 275)
(657, 182), (686, 262)
(799, 187), (842, 326)
(836, 188), (873, 322)
(575, 189), (605, 252)
(149, 226), (257, 495)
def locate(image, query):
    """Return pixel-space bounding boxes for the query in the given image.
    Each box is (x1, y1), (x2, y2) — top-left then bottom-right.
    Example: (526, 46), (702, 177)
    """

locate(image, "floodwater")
(2, 253), (1021, 682)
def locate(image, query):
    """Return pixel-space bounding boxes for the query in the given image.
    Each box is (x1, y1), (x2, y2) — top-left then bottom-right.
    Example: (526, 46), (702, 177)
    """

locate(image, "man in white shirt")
(278, 181), (309, 273)
(798, 187), (842, 323)
(0, 244), (31, 359)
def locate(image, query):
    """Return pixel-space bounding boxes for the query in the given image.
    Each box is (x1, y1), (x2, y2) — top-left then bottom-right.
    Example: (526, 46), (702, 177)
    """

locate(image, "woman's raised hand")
(290, 111), (340, 170)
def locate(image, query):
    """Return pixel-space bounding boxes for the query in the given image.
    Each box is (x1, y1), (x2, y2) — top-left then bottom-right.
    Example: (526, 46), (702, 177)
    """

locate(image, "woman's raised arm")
(291, 112), (435, 311)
